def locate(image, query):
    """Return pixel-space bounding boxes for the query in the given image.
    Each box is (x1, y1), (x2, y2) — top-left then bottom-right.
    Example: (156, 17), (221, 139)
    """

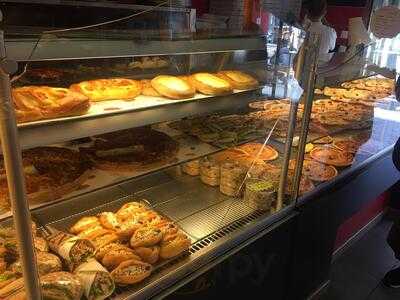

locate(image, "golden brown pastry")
(140, 79), (161, 97)
(158, 222), (179, 237)
(111, 259), (152, 285)
(70, 78), (142, 102)
(95, 243), (124, 261)
(115, 219), (144, 240)
(188, 73), (233, 95)
(151, 75), (196, 100)
(12, 86), (90, 123)
(98, 212), (121, 231)
(116, 202), (147, 221)
(134, 246), (160, 264)
(130, 227), (163, 248)
(217, 70), (259, 90)
(77, 226), (110, 240)
(159, 233), (191, 260)
(102, 245), (141, 270)
(92, 233), (120, 249)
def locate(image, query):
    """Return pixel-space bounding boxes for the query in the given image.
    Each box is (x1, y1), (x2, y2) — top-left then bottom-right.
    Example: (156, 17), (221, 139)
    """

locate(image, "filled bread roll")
(217, 70), (259, 90)
(151, 75), (196, 99)
(188, 73), (233, 95)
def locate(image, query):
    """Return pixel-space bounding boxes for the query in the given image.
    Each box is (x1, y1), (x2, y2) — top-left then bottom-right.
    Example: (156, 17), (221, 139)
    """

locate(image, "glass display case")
(0, 2), (316, 299)
(1, 1), (398, 299)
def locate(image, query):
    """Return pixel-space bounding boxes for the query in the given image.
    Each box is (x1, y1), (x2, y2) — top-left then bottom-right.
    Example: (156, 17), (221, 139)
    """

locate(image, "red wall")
(326, 5), (366, 45)
(191, 0), (209, 16)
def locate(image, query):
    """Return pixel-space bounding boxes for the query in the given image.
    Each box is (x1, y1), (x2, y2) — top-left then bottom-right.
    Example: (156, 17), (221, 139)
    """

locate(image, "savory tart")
(12, 86), (90, 123)
(79, 127), (179, 173)
(333, 139), (363, 154)
(310, 146), (354, 167)
(0, 147), (92, 211)
(188, 73), (233, 95)
(217, 70), (259, 90)
(70, 78), (142, 101)
(151, 75), (195, 99)
(236, 143), (279, 161)
(289, 159), (338, 182)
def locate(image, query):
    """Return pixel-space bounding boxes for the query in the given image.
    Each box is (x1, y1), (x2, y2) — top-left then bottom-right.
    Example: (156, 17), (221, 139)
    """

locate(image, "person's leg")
(384, 217), (400, 288)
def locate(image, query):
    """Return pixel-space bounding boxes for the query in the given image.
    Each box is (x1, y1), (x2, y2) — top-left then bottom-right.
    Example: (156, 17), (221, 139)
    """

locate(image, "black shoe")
(383, 267), (400, 288)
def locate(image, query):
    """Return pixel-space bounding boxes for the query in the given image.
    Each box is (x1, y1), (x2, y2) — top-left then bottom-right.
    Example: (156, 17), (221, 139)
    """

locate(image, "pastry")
(77, 226), (111, 241)
(0, 147), (92, 212)
(25, 68), (64, 81)
(236, 143), (279, 161)
(116, 202), (147, 220)
(79, 127), (179, 173)
(313, 136), (333, 144)
(102, 245), (141, 270)
(159, 233), (191, 259)
(140, 79), (161, 97)
(182, 159), (200, 176)
(219, 162), (246, 197)
(217, 70), (259, 90)
(310, 146), (354, 167)
(95, 243), (123, 261)
(333, 139), (362, 154)
(130, 227), (163, 248)
(98, 212), (121, 231)
(92, 233), (120, 249)
(200, 158), (220, 187)
(289, 159), (338, 182)
(188, 73), (233, 95)
(151, 75), (195, 99)
(111, 259), (152, 285)
(134, 246), (160, 264)
(70, 78), (142, 101)
(70, 217), (100, 234)
(115, 219), (144, 240)
(12, 86), (90, 123)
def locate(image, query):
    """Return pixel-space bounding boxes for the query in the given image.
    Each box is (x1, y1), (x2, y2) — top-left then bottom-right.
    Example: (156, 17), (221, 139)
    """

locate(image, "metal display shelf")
(5, 36), (266, 61)
(16, 89), (262, 150)
(20, 170), (294, 300)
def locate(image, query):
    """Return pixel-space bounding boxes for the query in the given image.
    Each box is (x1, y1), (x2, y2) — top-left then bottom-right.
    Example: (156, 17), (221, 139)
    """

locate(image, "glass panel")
(294, 35), (399, 201)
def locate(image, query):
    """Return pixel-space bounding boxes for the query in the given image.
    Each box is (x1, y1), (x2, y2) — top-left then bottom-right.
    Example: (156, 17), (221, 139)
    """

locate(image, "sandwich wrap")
(5, 272), (83, 300)
(47, 231), (95, 271)
(74, 258), (115, 300)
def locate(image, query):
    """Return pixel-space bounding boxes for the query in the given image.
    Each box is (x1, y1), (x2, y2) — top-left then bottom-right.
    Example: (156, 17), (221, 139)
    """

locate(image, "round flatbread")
(310, 146), (354, 167)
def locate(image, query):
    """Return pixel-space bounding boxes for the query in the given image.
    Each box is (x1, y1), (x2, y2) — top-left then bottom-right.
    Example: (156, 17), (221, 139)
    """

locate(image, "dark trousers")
(388, 217), (400, 260)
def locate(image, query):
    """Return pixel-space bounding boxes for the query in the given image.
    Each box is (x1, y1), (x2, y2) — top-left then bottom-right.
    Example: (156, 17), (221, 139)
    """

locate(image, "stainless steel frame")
(291, 34), (320, 201)
(0, 20), (41, 299)
(5, 37), (266, 62)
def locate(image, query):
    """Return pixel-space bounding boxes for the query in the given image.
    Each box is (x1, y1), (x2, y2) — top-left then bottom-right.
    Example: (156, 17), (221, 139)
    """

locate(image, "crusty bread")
(70, 216), (100, 234)
(12, 86), (90, 123)
(70, 78), (142, 101)
(159, 233), (191, 259)
(134, 246), (160, 264)
(217, 70), (259, 90)
(188, 73), (233, 95)
(111, 259), (152, 285)
(151, 75), (195, 99)
(130, 227), (163, 248)
(102, 245), (141, 270)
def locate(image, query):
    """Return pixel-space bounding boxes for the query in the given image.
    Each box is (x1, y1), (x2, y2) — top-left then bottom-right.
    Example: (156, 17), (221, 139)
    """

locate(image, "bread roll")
(151, 75), (196, 99)
(218, 70), (259, 90)
(111, 260), (152, 285)
(189, 73), (233, 95)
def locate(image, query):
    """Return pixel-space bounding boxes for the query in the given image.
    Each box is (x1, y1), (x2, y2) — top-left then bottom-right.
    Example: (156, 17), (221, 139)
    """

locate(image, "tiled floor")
(319, 217), (400, 300)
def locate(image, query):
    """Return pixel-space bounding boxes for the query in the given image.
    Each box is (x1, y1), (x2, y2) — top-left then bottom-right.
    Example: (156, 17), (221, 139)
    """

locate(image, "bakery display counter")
(16, 87), (263, 150)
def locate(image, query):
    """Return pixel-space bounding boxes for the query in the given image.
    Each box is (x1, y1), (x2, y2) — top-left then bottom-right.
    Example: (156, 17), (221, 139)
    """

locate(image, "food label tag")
(370, 6), (400, 38)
